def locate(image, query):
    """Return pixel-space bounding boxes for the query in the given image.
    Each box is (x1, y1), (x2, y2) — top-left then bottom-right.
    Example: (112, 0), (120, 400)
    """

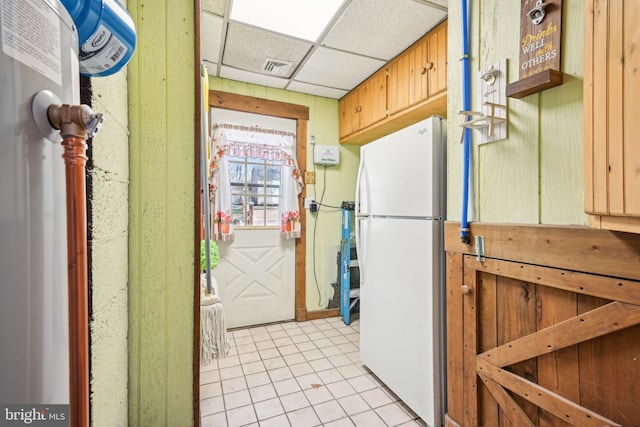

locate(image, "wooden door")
(387, 53), (410, 115)
(387, 21), (448, 116)
(585, 0), (640, 232)
(339, 89), (361, 138)
(359, 67), (387, 129)
(445, 223), (640, 427)
(214, 229), (295, 328)
(388, 35), (428, 115)
(339, 68), (387, 138)
(408, 39), (429, 106)
(427, 21), (447, 98)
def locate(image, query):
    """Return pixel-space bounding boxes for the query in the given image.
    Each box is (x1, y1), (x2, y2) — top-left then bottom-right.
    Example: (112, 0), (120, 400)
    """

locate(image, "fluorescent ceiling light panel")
(230, 0), (344, 41)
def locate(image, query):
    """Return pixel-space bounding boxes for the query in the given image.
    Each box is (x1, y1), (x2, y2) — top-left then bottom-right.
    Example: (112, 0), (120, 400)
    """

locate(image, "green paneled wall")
(447, 0), (587, 225)
(127, 0), (196, 425)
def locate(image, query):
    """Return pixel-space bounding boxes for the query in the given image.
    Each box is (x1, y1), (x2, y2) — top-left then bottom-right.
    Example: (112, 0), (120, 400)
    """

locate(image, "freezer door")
(358, 217), (443, 426)
(357, 117), (444, 218)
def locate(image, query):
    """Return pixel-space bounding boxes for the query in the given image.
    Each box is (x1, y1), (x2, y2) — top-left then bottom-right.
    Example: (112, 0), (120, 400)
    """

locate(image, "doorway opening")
(208, 108), (298, 329)
(194, 90), (311, 422)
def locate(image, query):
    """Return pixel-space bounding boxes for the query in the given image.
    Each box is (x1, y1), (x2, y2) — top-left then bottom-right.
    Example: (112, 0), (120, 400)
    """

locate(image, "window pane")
(250, 203), (265, 226)
(267, 191), (280, 206)
(266, 165), (281, 182)
(247, 163), (264, 185)
(218, 153), (287, 229)
(265, 205), (279, 226)
(231, 195), (246, 226)
(266, 166), (281, 196)
(230, 184), (244, 198)
(228, 161), (245, 183)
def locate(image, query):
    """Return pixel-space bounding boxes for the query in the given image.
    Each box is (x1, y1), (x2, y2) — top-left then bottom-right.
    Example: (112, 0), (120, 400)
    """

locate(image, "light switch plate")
(305, 171), (315, 184)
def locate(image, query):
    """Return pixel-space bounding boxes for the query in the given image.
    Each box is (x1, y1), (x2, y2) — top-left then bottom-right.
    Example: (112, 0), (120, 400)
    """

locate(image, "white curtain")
(209, 123), (304, 241)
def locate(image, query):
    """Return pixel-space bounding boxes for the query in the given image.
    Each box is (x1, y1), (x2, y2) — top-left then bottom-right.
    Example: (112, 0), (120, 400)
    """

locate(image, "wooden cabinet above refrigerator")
(339, 21), (448, 145)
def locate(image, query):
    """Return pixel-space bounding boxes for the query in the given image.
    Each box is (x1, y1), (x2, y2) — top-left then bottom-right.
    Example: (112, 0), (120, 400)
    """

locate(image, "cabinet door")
(339, 89), (361, 138)
(339, 21), (448, 144)
(388, 36), (429, 115)
(388, 22), (447, 116)
(409, 39), (429, 106)
(585, 0), (640, 231)
(388, 54), (410, 115)
(427, 21), (447, 98)
(359, 67), (388, 129)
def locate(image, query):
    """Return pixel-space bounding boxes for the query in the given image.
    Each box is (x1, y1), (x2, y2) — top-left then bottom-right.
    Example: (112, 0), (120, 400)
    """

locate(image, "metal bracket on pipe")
(474, 235), (485, 262)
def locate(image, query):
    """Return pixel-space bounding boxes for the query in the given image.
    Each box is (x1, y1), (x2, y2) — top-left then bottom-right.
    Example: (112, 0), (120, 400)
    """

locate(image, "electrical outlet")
(304, 171), (315, 184)
(304, 198), (314, 209)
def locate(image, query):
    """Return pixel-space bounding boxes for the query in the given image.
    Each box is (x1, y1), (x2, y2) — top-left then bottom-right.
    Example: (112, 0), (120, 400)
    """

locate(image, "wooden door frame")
(206, 90), (310, 323)
(192, 88), (310, 425)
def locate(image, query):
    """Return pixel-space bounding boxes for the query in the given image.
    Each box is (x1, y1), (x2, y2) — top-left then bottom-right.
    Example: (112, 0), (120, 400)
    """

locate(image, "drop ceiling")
(201, 0), (448, 100)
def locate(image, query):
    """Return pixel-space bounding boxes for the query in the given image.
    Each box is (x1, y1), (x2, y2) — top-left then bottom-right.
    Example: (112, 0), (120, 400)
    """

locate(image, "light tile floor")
(200, 317), (427, 427)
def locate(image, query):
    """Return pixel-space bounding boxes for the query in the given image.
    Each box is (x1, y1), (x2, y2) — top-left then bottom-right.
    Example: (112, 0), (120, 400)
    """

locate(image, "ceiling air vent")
(262, 58), (293, 76)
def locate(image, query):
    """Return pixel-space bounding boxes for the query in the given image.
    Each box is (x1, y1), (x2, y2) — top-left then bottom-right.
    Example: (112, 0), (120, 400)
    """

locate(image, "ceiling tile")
(420, 0), (448, 8)
(294, 47), (386, 90)
(229, 0), (345, 42)
(223, 23), (312, 78)
(287, 81), (348, 99)
(322, 0), (447, 61)
(219, 66), (289, 89)
(202, 0), (226, 16)
(201, 12), (224, 65)
(200, 0), (448, 98)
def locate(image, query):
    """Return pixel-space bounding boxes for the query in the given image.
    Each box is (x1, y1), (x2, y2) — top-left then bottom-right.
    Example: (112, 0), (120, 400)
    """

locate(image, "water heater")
(0, 0), (77, 405)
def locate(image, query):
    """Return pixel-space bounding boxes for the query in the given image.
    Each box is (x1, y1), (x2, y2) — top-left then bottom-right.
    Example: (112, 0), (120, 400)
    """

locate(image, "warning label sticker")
(1, 0), (62, 85)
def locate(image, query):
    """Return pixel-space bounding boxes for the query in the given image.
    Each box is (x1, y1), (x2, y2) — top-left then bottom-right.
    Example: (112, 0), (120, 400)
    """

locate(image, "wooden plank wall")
(128, 0), (196, 425)
(584, 0), (640, 233)
(446, 0), (586, 226)
(445, 222), (640, 427)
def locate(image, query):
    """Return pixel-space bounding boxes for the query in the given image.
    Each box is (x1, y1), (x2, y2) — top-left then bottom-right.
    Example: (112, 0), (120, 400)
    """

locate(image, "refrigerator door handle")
(355, 152), (365, 281)
(355, 217), (363, 286)
(355, 151), (365, 216)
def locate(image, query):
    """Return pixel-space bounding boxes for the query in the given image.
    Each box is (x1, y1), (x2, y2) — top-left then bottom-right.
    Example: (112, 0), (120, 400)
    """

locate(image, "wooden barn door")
(445, 224), (640, 427)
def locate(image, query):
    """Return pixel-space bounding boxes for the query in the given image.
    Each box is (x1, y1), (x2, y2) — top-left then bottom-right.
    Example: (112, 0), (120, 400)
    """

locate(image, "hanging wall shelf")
(506, 0), (564, 99)
(506, 68), (563, 99)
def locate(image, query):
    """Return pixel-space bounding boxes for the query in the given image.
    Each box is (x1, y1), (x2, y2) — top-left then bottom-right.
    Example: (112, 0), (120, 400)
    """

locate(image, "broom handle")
(200, 63), (213, 294)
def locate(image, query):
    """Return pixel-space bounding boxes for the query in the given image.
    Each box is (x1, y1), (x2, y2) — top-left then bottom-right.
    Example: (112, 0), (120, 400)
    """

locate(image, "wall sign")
(506, 0), (564, 98)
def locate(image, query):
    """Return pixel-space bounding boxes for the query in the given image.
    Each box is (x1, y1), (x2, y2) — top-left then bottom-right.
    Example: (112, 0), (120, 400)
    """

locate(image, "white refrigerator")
(355, 116), (446, 426)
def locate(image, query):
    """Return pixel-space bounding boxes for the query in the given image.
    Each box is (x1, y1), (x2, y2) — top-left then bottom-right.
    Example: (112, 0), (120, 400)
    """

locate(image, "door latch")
(474, 235), (485, 262)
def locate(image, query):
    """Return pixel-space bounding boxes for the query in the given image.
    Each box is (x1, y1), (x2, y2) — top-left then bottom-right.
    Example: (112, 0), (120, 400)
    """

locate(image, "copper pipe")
(47, 103), (101, 427)
(61, 135), (90, 427)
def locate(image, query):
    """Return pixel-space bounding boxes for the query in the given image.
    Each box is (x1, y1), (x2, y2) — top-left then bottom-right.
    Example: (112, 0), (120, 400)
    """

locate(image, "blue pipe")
(460, 0), (471, 244)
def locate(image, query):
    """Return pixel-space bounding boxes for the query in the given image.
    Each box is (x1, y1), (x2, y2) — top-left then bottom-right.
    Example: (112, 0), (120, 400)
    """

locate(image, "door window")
(228, 156), (282, 227)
